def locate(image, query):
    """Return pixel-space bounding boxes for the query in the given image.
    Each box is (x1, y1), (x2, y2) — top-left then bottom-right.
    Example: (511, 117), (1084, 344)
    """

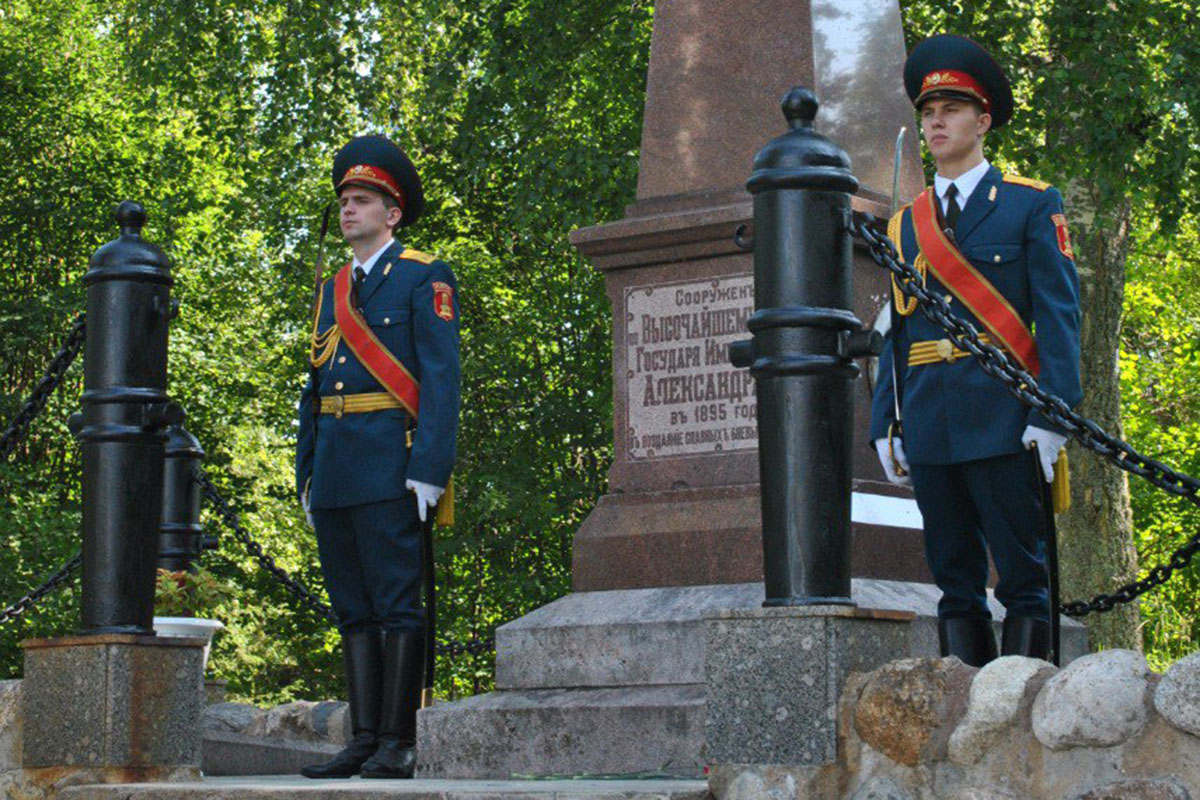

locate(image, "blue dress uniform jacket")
(869, 166), (1082, 465)
(296, 240), (461, 510)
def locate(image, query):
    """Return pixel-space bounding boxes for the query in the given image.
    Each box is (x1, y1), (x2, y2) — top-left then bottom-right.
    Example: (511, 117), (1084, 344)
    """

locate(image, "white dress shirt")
(352, 238), (396, 277)
(934, 159), (991, 216)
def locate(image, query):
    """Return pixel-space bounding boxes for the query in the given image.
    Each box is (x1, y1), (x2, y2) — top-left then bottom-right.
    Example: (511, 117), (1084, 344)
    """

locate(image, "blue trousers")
(312, 495), (424, 634)
(909, 451), (1050, 621)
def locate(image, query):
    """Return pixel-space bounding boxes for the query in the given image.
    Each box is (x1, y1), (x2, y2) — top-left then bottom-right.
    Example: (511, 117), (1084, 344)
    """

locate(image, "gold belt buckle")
(936, 339), (955, 362)
(331, 395), (345, 419)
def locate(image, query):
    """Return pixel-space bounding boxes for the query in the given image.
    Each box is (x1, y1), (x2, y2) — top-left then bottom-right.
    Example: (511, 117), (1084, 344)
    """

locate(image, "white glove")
(874, 438), (912, 486)
(406, 479), (445, 522)
(302, 488), (314, 529)
(1022, 425), (1068, 483)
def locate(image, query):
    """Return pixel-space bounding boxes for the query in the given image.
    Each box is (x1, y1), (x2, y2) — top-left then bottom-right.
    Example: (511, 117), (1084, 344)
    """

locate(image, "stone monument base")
(703, 605), (913, 766)
(417, 580), (1088, 779)
(21, 634), (205, 779)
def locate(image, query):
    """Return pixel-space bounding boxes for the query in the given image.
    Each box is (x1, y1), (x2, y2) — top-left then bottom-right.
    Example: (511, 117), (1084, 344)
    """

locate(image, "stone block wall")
(714, 650), (1200, 800)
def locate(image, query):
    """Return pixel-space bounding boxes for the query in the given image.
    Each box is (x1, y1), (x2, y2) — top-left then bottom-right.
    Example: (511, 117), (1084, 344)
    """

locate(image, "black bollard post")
(731, 88), (882, 607)
(157, 414), (207, 573)
(76, 201), (179, 634)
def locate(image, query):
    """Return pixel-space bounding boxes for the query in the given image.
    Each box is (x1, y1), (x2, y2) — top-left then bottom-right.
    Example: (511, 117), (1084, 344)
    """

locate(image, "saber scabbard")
(420, 510), (437, 708)
(1033, 445), (1062, 666)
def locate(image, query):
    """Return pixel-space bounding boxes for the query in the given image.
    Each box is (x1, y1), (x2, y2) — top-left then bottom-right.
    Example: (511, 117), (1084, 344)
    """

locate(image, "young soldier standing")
(296, 135), (460, 778)
(870, 35), (1081, 666)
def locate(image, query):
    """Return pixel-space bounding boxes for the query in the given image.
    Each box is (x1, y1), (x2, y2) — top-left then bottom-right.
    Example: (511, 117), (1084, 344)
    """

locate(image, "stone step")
(423, 580), (1088, 780)
(417, 685), (706, 780)
(495, 584), (761, 689)
(60, 777), (710, 799)
(203, 730), (341, 776)
(495, 578), (1088, 691)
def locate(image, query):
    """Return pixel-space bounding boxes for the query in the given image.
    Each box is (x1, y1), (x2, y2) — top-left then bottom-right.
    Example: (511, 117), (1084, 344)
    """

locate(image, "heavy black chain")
(0, 314), (86, 460)
(436, 636), (496, 657)
(0, 552), (81, 625)
(195, 469), (339, 624)
(195, 470), (495, 655)
(851, 215), (1200, 617)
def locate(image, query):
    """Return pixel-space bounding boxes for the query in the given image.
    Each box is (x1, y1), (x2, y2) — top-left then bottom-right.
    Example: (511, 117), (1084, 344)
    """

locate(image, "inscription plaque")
(625, 275), (757, 460)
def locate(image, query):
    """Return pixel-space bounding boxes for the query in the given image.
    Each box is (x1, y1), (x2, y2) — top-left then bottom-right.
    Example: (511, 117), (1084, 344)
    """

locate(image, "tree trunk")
(1057, 184), (1141, 651)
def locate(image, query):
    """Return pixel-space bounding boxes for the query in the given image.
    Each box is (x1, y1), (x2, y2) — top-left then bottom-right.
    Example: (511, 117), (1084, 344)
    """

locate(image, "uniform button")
(993, 254), (1002, 263)
(384, 317), (391, 324)
(338, 356), (346, 364)
(335, 381), (344, 390)
(945, 294), (953, 305)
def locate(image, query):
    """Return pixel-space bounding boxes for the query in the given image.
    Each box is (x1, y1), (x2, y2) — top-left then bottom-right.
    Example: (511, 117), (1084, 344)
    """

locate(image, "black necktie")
(353, 266), (366, 302)
(945, 183), (962, 230)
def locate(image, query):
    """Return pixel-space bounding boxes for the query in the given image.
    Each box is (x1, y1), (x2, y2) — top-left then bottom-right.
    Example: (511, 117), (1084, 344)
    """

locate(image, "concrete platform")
(60, 776), (710, 800)
(419, 686), (705, 780)
(418, 580), (1088, 779)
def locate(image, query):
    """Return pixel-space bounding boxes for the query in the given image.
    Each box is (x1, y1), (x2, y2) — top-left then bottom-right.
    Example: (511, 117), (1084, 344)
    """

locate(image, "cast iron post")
(76, 201), (179, 634)
(731, 88), (881, 606)
(157, 414), (213, 573)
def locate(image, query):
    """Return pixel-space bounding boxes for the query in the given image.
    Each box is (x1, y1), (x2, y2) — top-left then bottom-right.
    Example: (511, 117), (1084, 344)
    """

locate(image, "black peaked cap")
(904, 34), (1014, 129)
(332, 135), (425, 227)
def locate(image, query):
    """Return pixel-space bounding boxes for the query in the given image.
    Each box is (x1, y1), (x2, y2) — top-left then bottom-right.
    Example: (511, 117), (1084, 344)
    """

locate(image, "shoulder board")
(1003, 175), (1051, 192)
(400, 248), (437, 265)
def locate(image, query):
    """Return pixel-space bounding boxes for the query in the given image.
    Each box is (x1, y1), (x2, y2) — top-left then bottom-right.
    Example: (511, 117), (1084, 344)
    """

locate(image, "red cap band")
(337, 164), (406, 211)
(917, 69), (992, 112)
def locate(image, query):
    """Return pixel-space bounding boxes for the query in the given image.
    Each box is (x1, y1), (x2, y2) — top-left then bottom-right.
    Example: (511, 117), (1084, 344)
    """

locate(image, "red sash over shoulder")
(911, 188), (1040, 376)
(333, 264), (421, 417)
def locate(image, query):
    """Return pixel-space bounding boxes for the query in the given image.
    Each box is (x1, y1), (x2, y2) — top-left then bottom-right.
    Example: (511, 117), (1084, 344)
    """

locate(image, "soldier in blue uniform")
(870, 35), (1081, 666)
(295, 135), (460, 778)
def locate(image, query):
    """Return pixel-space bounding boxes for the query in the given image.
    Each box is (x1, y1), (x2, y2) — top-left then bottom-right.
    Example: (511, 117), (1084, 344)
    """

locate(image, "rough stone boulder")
(852, 657), (975, 767)
(945, 789), (1023, 800)
(1068, 777), (1193, 800)
(1154, 651), (1200, 738)
(948, 655), (1055, 765)
(202, 701), (262, 734)
(0, 680), (19, 771)
(849, 776), (912, 800)
(1033, 649), (1152, 749)
(243, 699), (348, 745)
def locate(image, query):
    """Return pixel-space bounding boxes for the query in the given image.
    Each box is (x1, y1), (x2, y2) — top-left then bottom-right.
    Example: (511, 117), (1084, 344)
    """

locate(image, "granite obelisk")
(569, 0), (926, 591)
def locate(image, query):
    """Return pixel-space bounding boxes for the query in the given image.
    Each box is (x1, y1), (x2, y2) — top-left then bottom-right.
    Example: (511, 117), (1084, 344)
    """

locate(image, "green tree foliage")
(0, 0), (649, 703)
(1121, 215), (1200, 669)
(0, 0), (1194, 707)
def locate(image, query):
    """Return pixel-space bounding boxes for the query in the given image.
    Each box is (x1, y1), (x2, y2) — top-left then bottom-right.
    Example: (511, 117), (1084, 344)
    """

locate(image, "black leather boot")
(300, 629), (382, 778)
(938, 617), (998, 668)
(1001, 615), (1052, 660)
(360, 629), (424, 779)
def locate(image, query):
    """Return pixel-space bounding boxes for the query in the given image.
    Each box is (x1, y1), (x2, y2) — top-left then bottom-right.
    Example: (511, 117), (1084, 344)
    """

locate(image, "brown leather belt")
(908, 333), (993, 366)
(319, 391), (403, 418)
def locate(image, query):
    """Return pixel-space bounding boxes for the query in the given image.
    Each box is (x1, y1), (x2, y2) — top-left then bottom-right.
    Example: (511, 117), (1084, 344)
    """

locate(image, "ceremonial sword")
(1032, 442), (1062, 666)
(420, 508), (437, 707)
(309, 202), (337, 421)
(887, 127), (908, 478)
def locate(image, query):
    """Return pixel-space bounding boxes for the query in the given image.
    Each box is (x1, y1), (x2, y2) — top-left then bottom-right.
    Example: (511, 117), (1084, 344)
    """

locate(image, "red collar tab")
(338, 164), (406, 210)
(918, 70), (992, 112)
